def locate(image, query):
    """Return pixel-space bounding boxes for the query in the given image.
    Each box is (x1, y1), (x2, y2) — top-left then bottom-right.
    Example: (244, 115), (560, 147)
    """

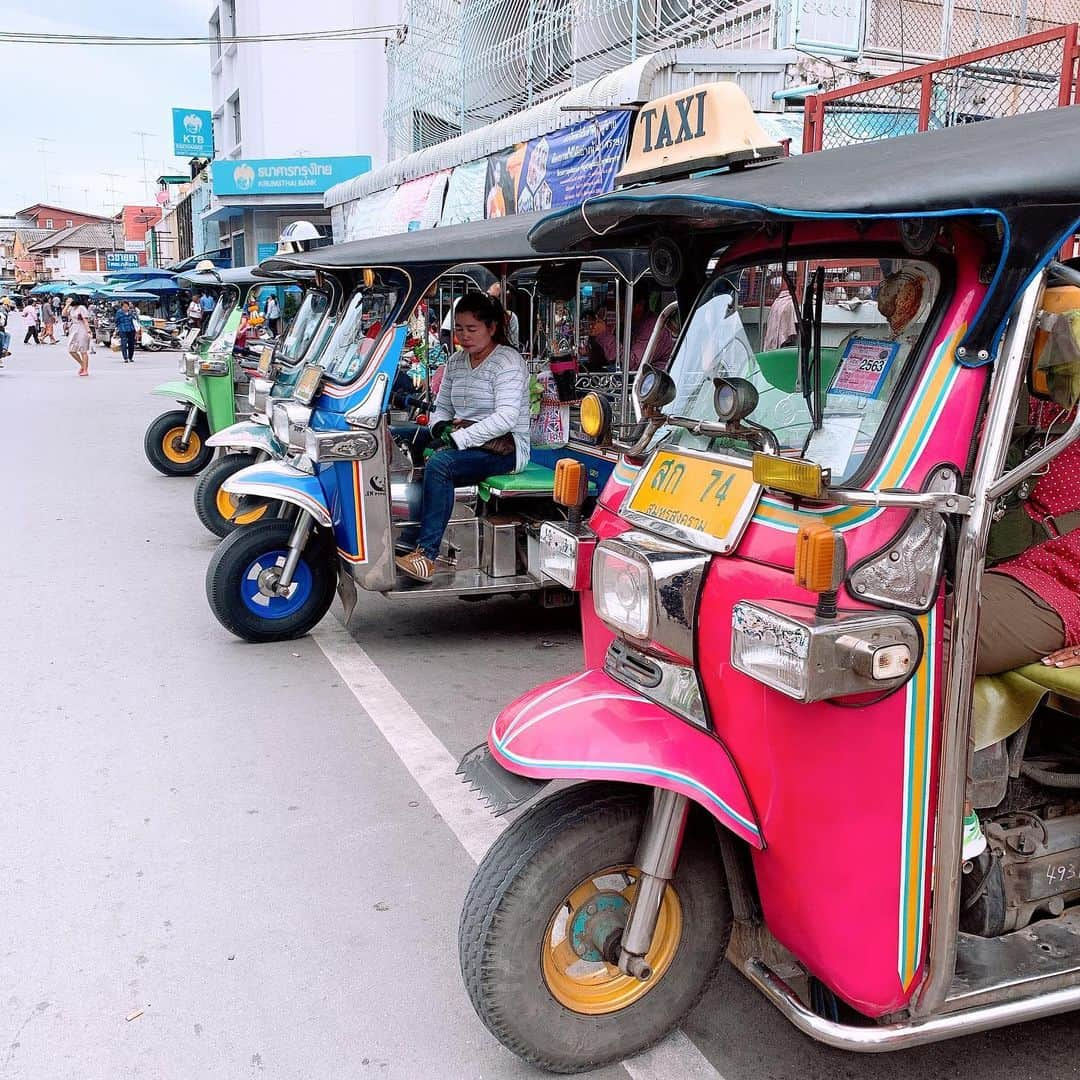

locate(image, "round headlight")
(712, 377), (759, 423)
(636, 366), (676, 412)
(579, 392), (612, 442)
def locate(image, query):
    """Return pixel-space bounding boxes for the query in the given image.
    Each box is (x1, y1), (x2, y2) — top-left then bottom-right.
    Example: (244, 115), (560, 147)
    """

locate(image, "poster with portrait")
(484, 144), (525, 219)
(516, 110), (632, 213)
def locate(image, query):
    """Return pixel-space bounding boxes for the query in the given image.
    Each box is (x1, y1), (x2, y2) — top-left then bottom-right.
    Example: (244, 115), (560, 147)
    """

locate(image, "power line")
(0, 26), (402, 46)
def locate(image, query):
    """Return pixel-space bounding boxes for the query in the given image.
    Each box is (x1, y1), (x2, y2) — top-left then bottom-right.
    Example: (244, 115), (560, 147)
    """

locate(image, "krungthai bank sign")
(211, 156), (371, 196)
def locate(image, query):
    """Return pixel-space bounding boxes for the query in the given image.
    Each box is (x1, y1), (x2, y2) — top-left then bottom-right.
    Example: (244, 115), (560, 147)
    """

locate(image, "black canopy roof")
(530, 107), (1080, 363)
(265, 210), (649, 283)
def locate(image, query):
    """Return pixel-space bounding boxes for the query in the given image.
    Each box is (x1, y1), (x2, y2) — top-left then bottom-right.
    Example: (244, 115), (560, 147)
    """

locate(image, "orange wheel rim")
(540, 864), (682, 1015)
(216, 485), (267, 526)
(162, 427), (202, 464)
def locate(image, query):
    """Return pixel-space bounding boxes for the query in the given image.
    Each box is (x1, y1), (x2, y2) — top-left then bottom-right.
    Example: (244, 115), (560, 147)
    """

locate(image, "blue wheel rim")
(240, 548), (314, 620)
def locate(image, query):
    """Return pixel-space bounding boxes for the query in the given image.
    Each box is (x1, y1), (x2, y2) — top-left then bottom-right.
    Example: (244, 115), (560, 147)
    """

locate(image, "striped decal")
(610, 458), (641, 488)
(337, 460), (369, 565)
(898, 608), (937, 989)
(752, 325), (965, 534)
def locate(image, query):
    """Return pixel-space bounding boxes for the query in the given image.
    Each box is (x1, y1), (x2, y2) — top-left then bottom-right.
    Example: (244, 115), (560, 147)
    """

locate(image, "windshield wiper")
(799, 266), (825, 431)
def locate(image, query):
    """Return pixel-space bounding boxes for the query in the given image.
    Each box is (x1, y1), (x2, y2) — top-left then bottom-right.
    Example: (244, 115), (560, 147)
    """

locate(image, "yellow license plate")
(627, 451), (759, 551)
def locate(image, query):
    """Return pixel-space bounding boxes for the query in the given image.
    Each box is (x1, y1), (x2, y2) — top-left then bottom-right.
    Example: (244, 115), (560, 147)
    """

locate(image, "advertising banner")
(212, 156), (372, 197)
(172, 108), (214, 158)
(515, 110), (632, 214)
(484, 144), (525, 218)
(440, 161), (487, 226)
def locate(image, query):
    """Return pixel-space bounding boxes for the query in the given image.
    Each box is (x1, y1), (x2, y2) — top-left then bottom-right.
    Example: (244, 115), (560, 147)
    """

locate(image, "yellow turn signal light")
(752, 453), (827, 500)
(794, 522), (845, 594)
(553, 458), (588, 509)
(579, 392), (612, 442)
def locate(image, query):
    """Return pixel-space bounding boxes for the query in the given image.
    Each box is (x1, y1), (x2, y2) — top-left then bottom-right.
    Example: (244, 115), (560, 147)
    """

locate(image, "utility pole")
(133, 131), (156, 202)
(34, 137), (56, 201)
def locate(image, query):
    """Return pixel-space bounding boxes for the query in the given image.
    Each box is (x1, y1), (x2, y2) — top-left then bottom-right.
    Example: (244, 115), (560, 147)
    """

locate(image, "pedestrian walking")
(22, 301), (40, 345)
(41, 300), (57, 344)
(0, 301), (10, 367)
(68, 300), (92, 376)
(186, 294), (202, 332)
(115, 300), (138, 363)
(199, 290), (214, 326)
(61, 296), (73, 335)
(265, 292), (281, 336)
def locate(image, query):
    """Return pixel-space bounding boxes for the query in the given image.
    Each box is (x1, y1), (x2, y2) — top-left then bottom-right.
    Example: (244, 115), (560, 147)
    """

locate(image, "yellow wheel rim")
(214, 486), (267, 526)
(541, 864), (682, 1016)
(162, 427), (202, 465)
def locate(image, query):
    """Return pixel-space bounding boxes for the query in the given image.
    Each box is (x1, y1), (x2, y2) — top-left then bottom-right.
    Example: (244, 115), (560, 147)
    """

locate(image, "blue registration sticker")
(830, 338), (900, 399)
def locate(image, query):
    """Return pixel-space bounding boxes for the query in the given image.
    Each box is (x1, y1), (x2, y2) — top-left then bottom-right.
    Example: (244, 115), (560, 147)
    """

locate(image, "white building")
(205, 0), (403, 264)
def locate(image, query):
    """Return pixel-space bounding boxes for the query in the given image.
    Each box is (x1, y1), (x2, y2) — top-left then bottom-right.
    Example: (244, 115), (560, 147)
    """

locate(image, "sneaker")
(395, 549), (436, 583)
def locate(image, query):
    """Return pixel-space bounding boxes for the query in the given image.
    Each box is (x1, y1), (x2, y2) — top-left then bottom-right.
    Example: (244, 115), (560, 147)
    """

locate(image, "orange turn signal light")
(794, 522), (845, 594)
(553, 458), (588, 509)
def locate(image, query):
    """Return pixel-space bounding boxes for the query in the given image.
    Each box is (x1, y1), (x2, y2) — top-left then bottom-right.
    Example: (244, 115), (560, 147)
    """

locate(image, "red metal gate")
(803, 24), (1080, 153)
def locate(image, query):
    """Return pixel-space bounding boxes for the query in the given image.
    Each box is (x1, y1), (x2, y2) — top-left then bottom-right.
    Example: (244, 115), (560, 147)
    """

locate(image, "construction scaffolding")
(384, 0), (774, 159)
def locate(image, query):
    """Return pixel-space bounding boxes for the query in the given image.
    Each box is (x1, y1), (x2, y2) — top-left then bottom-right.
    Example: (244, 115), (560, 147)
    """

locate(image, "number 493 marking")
(701, 469), (735, 506)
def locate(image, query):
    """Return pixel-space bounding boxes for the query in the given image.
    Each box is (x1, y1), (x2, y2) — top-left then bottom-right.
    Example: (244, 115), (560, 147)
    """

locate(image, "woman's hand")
(1041, 646), (1080, 668)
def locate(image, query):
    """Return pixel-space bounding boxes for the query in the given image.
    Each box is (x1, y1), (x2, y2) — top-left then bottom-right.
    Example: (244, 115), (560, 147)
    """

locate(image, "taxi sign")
(623, 447), (762, 554)
(616, 82), (782, 188)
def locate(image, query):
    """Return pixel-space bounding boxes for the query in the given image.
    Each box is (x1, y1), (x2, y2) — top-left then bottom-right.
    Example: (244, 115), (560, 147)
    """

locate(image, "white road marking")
(311, 619), (727, 1080)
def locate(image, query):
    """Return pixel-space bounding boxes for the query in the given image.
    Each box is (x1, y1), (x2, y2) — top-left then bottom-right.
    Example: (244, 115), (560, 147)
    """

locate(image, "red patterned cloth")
(996, 400), (1080, 645)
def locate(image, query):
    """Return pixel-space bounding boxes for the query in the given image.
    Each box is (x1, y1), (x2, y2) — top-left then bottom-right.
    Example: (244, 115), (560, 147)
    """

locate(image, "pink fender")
(490, 669), (763, 848)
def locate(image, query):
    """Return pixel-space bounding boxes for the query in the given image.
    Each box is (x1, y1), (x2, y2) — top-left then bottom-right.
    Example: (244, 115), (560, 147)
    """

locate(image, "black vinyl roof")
(530, 108), (1080, 362)
(177, 266), (310, 289)
(265, 210), (649, 282)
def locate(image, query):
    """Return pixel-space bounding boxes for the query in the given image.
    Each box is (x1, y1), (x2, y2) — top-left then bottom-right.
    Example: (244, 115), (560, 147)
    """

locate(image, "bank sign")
(211, 156), (372, 196)
(172, 108), (214, 158)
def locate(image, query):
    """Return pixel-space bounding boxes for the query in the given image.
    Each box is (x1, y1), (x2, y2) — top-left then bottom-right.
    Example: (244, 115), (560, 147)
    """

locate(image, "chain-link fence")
(805, 24), (1078, 151)
(865, 0), (1079, 59)
(385, 0), (775, 160)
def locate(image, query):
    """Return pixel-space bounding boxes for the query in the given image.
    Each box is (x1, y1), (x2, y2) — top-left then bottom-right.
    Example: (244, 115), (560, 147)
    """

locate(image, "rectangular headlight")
(593, 543), (652, 639)
(731, 600), (919, 703)
(183, 352), (197, 377)
(539, 521), (596, 591)
(271, 402), (311, 452)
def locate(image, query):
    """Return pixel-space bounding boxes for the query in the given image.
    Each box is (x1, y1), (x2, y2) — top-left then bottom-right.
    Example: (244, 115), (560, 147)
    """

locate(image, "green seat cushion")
(972, 663), (1080, 751)
(756, 346), (842, 393)
(478, 462), (598, 501)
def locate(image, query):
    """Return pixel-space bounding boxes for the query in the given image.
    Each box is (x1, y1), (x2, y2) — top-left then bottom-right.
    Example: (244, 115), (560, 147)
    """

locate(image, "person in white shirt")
(265, 293), (281, 336)
(395, 292), (530, 583)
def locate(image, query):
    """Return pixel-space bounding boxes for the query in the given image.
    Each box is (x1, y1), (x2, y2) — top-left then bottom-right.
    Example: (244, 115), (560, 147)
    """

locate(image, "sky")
(0, 1), (210, 216)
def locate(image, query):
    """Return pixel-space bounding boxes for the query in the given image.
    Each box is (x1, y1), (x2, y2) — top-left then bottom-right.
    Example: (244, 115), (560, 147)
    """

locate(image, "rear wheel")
(459, 784), (731, 1074)
(144, 409), (213, 476)
(193, 451), (272, 538)
(205, 517), (336, 642)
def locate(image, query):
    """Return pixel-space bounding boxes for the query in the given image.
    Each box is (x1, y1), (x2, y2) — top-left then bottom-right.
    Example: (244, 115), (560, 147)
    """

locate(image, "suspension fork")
(274, 511), (314, 594)
(617, 788), (690, 980)
(180, 404), (201, 449)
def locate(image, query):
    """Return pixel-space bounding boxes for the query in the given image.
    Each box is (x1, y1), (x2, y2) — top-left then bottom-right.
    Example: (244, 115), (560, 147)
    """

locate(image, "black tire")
(459, 784), (731, 1074)
(193, 452), (273, 538)
(143, 408), (213, 476)
(205, 517), (336, 642)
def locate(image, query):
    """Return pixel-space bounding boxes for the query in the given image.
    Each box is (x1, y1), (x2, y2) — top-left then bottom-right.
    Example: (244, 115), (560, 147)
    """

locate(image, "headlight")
(183, 352), (198, 377)
(248, 376), (271, 415)
(199, 357), (229, 375)
(593, 543), (652, 639)
(271, 401), (311, 452)
(731, 600), (919, 703)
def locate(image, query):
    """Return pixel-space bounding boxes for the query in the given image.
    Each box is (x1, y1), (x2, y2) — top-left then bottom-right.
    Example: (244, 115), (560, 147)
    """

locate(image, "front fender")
(491, 669), (763, 849)
(206, 420), (282, 456)
(152, 379), (206, 411)
(223, 461), (332, 528)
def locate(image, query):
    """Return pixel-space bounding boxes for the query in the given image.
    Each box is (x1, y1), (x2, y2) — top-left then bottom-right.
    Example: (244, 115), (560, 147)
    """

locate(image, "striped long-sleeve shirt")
(431, 345), (531, 471)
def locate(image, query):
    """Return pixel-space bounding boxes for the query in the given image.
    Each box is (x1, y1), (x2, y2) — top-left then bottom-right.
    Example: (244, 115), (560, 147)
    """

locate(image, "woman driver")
(395, 292), (530, 583)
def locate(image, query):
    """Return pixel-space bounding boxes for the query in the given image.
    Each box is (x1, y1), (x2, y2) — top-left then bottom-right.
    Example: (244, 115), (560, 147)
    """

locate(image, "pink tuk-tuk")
(457, 89), (1080, 1072)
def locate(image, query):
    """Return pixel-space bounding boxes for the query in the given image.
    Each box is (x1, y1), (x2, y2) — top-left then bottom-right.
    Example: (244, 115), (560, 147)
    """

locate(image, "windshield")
(318, 286), (401, 384)
(204, 288), (236, 342)
(278, 290), (330, 363)
(661, 254), (942, 485)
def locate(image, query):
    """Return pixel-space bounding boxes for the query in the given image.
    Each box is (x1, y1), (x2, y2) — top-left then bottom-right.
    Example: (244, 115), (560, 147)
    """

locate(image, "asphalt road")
(3, 335), (1080, 1079)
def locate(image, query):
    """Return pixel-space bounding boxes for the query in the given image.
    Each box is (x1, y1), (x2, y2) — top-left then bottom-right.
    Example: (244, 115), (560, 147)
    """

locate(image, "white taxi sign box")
(616, 82), (782, 188)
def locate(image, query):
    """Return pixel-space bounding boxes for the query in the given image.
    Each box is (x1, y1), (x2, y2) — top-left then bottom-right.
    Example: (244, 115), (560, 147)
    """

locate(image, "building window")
(45, 218), (53, 228)
(66, 219), (73, 227)
(210, 11), (221, 63)
(222, 0), (236, 37)
(213, 110), (224, 154)
(229, 93), (242, 148)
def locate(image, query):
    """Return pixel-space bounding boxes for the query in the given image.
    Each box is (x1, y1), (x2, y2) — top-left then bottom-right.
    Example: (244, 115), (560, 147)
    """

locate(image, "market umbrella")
(105, 268), (176, 281)
(29, 281), (72, 295)
(116, 277), (179, 293)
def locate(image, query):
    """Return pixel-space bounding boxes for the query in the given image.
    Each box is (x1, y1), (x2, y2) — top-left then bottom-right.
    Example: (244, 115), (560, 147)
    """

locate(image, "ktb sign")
(172, 107), (214, 159)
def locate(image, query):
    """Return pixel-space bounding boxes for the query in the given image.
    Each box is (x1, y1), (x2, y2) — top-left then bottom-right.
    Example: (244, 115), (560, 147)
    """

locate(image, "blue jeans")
(119, 331), (136, 360)
(0, 330), (9, 354)
(397, 428), (515, 558)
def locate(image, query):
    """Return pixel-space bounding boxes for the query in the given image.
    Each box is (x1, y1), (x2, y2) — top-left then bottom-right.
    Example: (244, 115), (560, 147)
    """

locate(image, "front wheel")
(459, 784), (731, 1074)
(143, 409), (213, 476)
(193, 451), (273, 538)
(205, 517), (336, 642)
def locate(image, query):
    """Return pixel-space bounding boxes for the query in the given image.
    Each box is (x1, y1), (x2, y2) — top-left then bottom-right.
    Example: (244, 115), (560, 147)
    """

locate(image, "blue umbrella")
(116, 277), (179, 293)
